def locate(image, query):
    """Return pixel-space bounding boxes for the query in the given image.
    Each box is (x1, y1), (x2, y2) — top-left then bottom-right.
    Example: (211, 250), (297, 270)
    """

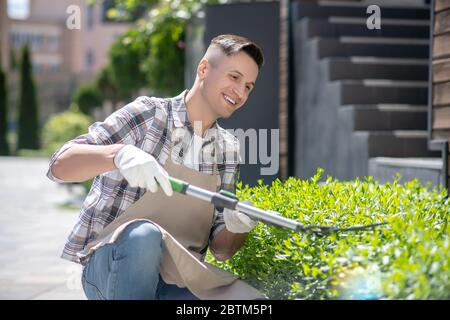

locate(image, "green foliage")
(106, 0), (224, 97)
(207, 170), (450, 299)
(108, 0), (158, 21)
(43, 110), (94, 194)
(72, 84), (103, 116)
(144, 3), (186, 96)
(80, 178), (95, 194)
(108, 28), (149, 99)
(42, 110), (92, 156)
(146, 19), (184, 95)
(96, 67), (125, 108)
(144, 0), (223, 96)
(17, 46), (40, 150)
(16, 148), (52, 158)
(9, 49), (18, 71)
(0, 62), (9, 155)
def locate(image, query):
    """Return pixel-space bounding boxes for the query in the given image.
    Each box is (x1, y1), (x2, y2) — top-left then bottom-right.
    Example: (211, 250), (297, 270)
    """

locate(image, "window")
(9, 32), (17, 48)
(49, 64), (60, 73)
(85, 49), (94, 70)
(7, 0), (30, 20)
(86, 4), (94, 31)
(30, 34), (43, 50)
(9, 32), (21, 49)
(36, 34), (44, 50)
(47, 35), (59, 51)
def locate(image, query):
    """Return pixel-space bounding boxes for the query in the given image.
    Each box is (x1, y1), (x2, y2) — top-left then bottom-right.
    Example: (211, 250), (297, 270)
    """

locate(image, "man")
(47, 34), (265, 300)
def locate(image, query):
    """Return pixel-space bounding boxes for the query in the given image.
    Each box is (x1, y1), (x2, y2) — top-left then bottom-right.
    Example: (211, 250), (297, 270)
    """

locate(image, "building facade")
(1, 0), (134, 129)
(3, 0), (132, 75)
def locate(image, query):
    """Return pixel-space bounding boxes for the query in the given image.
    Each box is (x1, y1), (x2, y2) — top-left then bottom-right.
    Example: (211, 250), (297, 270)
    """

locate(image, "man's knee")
(116, 221), (163, 257)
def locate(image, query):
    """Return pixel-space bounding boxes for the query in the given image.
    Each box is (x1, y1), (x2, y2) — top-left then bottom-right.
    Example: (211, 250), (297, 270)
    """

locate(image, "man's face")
(200, 51), (259, 119)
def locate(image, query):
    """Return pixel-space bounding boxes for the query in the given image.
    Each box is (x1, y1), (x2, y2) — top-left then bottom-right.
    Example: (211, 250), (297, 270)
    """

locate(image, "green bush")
(43, 111), (94, 195)
(206, 170), (450, 299)
(42, 110), (92, 156)
(72, 84), (103, 116)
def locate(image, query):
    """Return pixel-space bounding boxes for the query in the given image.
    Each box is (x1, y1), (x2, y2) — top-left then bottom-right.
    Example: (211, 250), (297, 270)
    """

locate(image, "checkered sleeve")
(46, 96), (157, 182)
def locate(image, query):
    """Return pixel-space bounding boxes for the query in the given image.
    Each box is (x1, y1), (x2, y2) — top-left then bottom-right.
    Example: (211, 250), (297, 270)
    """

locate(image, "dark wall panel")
(204, 2), (280, 186)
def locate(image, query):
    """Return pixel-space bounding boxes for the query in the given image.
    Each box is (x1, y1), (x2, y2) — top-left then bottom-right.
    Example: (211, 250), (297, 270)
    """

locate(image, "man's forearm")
(51, 144), (125, 182)
(210, 227), (248, 261)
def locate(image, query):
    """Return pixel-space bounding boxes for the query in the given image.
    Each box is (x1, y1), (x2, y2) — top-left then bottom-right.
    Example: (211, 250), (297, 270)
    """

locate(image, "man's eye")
(230, 75), (238, 80)
(246, 86), (251, 91)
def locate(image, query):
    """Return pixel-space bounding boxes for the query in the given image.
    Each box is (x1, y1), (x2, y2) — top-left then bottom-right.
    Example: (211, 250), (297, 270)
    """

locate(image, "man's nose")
(232, 86), (244, 100)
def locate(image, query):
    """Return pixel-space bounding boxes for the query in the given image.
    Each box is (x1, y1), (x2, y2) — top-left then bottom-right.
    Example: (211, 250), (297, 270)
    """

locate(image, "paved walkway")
(0, 157), (86, 299)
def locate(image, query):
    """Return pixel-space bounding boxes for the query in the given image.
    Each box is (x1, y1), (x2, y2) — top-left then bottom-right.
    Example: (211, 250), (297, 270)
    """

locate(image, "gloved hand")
(223, 200), (258, 233)
(113, 144), (173, 196)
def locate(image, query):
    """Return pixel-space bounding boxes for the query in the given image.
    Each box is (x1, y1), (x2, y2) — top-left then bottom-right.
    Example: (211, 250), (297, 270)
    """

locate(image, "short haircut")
(209, 34), (264, 70)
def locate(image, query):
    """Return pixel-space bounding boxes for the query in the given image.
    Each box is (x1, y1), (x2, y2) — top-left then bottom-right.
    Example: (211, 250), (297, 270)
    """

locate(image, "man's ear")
(197, 58), (208, 80)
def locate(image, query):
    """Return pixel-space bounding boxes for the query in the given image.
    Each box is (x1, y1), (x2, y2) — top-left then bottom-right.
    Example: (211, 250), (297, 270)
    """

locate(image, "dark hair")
(210, 34), (264, 70)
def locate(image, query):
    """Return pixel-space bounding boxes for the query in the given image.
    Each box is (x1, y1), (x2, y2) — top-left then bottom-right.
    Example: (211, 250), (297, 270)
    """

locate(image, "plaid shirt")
(47, 90), (241, 264)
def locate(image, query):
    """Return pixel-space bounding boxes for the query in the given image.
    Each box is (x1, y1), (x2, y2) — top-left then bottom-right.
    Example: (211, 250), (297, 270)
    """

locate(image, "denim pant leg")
(81, 221), (164, 300)
(155, 274), (199, 300)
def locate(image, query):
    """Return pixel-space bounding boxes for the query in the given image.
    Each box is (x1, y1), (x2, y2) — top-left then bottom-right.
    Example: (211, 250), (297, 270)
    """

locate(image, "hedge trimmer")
(169, 177), (387, 236)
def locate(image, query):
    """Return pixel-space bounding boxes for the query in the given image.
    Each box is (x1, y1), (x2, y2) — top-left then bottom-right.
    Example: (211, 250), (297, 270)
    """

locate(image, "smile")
(223, 94), (236, 106)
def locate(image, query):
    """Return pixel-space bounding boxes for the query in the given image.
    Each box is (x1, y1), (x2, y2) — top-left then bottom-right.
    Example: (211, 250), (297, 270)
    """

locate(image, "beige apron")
(82, 155), (265, 300)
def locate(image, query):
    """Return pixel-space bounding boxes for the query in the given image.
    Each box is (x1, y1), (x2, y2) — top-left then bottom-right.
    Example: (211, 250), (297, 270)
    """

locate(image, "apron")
(81, 153), (266, 300)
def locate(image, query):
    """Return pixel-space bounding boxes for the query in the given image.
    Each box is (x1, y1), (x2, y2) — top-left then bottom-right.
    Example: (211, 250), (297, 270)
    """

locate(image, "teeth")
(224, 94), (236, 105)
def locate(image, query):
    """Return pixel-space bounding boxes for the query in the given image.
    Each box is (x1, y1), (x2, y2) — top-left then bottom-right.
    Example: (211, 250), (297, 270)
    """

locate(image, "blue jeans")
(81, 221), (199, 300)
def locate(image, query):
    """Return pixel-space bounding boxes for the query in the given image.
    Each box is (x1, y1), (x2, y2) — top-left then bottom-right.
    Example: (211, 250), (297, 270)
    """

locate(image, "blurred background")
(0, 0), (448, 299)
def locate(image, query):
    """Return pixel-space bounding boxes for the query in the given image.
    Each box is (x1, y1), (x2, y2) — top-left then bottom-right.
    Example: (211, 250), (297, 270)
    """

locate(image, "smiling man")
(192, 38), (258, 124)
(47, 34), (265, 300)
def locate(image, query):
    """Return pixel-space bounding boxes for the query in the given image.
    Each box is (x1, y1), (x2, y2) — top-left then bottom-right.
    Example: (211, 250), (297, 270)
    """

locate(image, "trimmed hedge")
(207, 170), (450, 299)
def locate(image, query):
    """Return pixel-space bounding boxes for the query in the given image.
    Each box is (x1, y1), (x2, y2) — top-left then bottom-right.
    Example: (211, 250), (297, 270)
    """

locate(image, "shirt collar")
(171, 90), (220, 141)
(171, 90), (189, 129)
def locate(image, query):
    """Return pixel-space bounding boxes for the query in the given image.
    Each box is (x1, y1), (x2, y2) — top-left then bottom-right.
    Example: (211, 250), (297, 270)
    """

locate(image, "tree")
(72, 84), (103, 115)
(0, 55), (9, 155)
(17, 46), (40, 150)
(146, 13), (185, 96)
(96, 66), (129, 110)
(105, 0), (225, 96)
(108, 28), (149, 99)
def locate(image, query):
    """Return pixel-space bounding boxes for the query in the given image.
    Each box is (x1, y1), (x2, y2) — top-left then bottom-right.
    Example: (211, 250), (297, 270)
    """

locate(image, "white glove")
(113, 145), (173, 196)
(223, 200), (258, 233)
